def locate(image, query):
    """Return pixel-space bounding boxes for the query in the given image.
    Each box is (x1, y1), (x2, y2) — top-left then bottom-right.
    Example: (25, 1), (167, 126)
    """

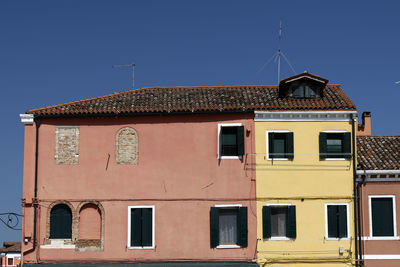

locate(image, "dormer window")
(292, 84), (317, 99)
(278, 72), (328, 99)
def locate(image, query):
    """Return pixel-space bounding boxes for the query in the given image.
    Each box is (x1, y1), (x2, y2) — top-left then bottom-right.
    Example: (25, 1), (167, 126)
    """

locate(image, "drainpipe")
(23, 117), (40, 255)
(351, 114), (359, 267)
(357, 176), (364, 266)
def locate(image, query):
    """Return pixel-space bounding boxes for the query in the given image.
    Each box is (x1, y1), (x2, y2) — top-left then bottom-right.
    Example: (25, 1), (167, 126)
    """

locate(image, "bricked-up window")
(78, 203), (101, 240)
(55, 126), (79, 164)
(116, 127), (138, 165)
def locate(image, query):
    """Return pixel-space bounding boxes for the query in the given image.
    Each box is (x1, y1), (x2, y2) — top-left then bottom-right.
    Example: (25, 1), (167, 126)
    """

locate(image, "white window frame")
(266, 203), (292, 241)
(324, 203), (350, 240)
(214, 204), (242, 249)
(6, 256), (13, 266)
(321, 130), (349, 161)
(369, 195), (397, 240)
(127, 205), (155, 249)
(265, 130), (291, 161)
(217, 123), (243, 159)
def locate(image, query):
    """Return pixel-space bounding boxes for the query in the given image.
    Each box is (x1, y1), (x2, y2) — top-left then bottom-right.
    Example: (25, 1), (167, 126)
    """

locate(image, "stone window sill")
(41, 239), (75, 249)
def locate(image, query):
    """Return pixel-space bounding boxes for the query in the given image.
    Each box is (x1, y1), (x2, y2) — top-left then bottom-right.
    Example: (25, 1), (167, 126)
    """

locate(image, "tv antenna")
(112, 63), (136, 89)
(257, 21), (296, 83)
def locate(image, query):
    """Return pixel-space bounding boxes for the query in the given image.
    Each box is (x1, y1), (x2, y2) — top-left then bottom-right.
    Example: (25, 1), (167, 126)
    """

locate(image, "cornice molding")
(254, 111), (357, 122)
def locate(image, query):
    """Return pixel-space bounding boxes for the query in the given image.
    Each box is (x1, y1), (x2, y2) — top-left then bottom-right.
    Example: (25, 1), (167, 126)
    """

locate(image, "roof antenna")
(257, 21), (296, 83)
(112, 63), (136, 89)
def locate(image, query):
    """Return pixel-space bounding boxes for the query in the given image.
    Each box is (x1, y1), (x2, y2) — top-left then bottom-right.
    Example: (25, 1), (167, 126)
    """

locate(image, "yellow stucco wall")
(255, 120), (356, 267)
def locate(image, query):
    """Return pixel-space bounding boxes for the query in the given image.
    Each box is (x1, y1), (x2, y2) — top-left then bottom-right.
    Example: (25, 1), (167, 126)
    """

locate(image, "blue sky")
(0, 1), (399, 244)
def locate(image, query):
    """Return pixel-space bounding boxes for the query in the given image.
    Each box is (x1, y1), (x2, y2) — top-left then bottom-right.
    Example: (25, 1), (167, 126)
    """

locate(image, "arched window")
(78, 203), (101, 240)
(116, 127), (138, 165)
(50, 204), (72, 239)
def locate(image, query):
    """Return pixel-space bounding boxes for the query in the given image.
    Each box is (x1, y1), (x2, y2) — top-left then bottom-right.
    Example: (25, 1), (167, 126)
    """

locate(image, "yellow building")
(254, 73), (357, 267)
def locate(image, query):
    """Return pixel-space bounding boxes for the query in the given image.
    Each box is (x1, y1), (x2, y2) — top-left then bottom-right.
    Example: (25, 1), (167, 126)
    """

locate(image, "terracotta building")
(19, 73), (357, 266)
(357, 134), (400, 267)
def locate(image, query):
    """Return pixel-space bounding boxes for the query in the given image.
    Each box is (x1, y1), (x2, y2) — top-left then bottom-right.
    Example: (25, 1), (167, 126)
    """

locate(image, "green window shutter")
(210, 207), (219, 248)
(338, 205), (348, 238)
(237, 126), (245, 156)
(237, 207), (248, 247)
(269, 132), (275, 158)
(343, 133), (352, 159)
(262, 206), (271, 239)
(50, 204), (72, 239)
(131, 208), (142, 246)
(286, 132), (294, 159)
(287, 206), (296, 239)
(372, 198), (394, 236)
(142, 208), (153, 246)
(327, 206), (338, 238)
(319, 132), (327, 158)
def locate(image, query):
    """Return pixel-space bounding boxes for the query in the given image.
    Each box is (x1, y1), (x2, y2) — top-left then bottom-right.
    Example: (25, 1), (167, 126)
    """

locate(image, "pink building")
(20, 86), (264, 267)
(357, 134), (400, 267)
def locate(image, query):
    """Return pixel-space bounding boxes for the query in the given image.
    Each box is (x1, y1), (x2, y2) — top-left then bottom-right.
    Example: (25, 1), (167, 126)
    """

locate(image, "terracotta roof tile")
(26, 84), (356, 116)
(0, 242), (20, 253)
(357, 135), (400, 170)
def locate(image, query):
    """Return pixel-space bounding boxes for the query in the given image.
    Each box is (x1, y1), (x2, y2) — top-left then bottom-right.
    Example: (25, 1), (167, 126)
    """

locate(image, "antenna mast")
(257, 21), (296, 83)
(112, 63), (136, 89)
(277, 21), (282, 82)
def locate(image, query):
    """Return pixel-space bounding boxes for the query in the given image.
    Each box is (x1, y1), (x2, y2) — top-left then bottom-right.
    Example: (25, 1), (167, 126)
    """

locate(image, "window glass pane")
(305, 86), (316, 98)
(219, 209), (238, 245)
(8, 258), (13, 266)
(221, 127), (238, 156)
(293, 86), (304, 98)
(327, 139), (342, 153)
(326, 133), (344, 157)
(270, 133), (287, 158)
(372, 198), (394, 236)
(270, 207), (287, 237)
(273, 138), (285, 158)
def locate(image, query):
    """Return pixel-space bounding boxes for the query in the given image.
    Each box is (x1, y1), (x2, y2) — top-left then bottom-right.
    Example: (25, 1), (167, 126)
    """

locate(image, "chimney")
(357, 111), (371, 136)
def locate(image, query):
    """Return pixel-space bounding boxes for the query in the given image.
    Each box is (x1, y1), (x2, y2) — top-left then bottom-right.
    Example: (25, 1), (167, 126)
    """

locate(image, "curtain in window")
(271, 207), (287, 237)
(218, 209), (238, 244)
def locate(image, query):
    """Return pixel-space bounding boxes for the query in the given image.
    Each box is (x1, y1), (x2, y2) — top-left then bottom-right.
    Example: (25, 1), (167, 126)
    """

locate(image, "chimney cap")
(362, 111), (371, 117)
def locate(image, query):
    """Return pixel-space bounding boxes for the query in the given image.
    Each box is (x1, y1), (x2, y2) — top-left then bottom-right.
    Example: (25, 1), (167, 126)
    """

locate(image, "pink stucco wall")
(360, 182), (400, 267)
(21, 113), (256, 263)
